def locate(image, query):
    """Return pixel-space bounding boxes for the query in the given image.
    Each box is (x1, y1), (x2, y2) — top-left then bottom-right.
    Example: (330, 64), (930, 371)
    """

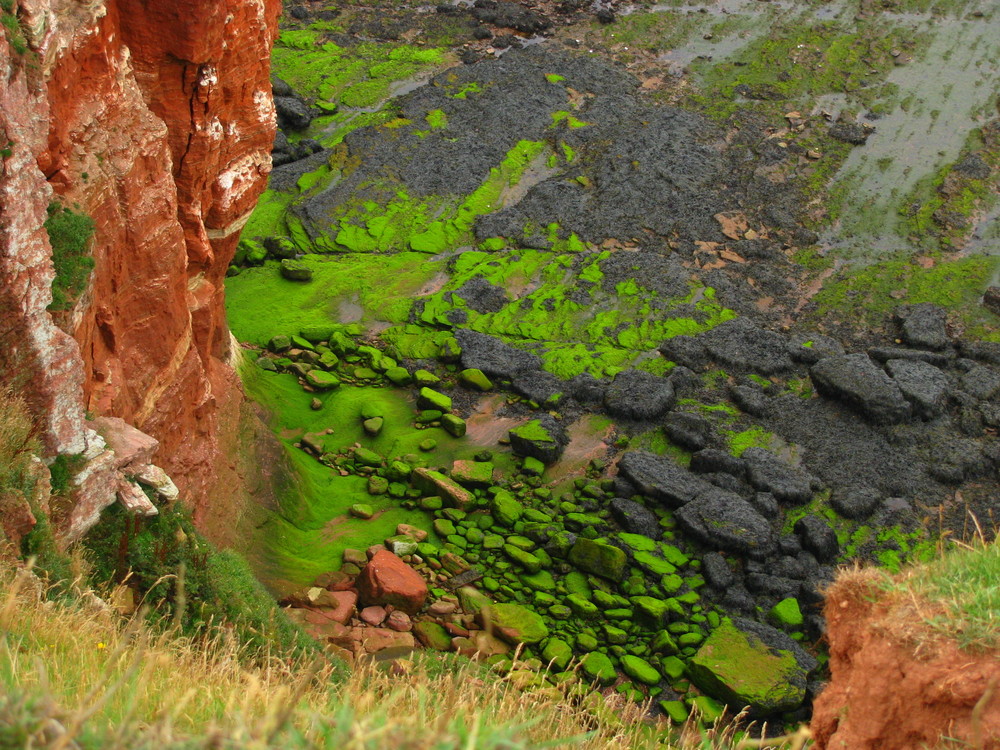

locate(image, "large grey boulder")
(810, 354), (910, 424)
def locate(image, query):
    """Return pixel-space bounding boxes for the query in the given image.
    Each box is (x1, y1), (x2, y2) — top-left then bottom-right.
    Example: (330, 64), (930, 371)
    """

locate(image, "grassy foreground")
(0, 558), (807, 750)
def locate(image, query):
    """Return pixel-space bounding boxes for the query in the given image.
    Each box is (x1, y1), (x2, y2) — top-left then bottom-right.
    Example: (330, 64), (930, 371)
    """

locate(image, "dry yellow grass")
(0, 560), (810, 750)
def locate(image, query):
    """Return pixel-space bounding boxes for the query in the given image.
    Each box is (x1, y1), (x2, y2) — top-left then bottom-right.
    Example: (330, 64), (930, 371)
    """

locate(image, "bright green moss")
(725, 426), (774, 457)
(426, 109), (448, 129)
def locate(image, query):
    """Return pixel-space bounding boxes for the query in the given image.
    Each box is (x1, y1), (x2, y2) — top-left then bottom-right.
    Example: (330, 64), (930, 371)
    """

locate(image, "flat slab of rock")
(697, 318), (794, 375)
(356, 550), (428, 615)
(455, 329), (541, 379)
(477, 602), (548, 645)
(742, 448), (813, 504)
(687, 618), (809, 715)
(411, 467), (473, 508)
(675, 487), (775, 558)
(885, 359), (950, 418)
(810, 354), (910, 424)
(603, 369), (675, 420)
(618, 451), (713, 507)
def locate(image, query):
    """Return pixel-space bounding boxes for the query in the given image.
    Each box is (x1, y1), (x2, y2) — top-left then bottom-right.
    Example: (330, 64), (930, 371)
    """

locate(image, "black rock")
(721, 585), (755, 613)
(609, 498), (661, 539)
(730, 385), (770, 417)
(734, 617), (818, 675)
(676, 487), (776, 558)
(703, 472), (751, 494)
(830, 485), (882, 520)
(786, 334), (845, 365)
(868, 347), (952, 367)
(604, 369), (676, 421)
(749, 492), (779, 517)
(810, 354), (911, 424)
(471, 0), (552, 34)
(274, 96), (313, 131)
(618, 451), (714, 507)
(745, 573), (799, 597)
(697, 318), (794, 375)
(886, 358), (950, 419)
(743, 447), (813, 504)
(271, 76), (294, 98)
(664, 412), (712, 451)
(897, 303), (949, 350)
(702, 552), (734, 589)
(288, 5), (310, 19)
(794, 516), (839, 563)
(828, 122), (871, 145)
(454, 329), (542, 379)
(778, 535), (802, 556)
(508, 415), (567, 465)
(690, 449), (747, 478)
(961, 366), (1000, 401)
(569, 372), (606, 404)
(273, 129), (291, 154)
(659, 335), (710, 371)
(511, 370), (564, 405)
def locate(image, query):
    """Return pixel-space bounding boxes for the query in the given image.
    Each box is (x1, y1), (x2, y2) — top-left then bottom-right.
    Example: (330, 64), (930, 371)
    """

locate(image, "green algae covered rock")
(478, 603), (548, 645)
(568, 538), (627, 581)
(413, 621), (452, 651)
(621, 655), (661, 686)
(491, 489), (524, 527)
(305, 369), (340, 390)
(353, 447), (382, 467)
(508, 419), (564, 465)
(441, 414), (467, 437)
(280, 258), (312, 281)
(412, 467), (473, 508)
(581, 651), (617, 685)
(687, 618), (807, 715)
(504, 544), (542, 574)
(385, 366), (412, 385)
(459, 368), (494, 391)
(418, 387), (452, 412)
(768, 597), (804, 630)
(542, 638), (573, 670)
(659, 700), (689, 724)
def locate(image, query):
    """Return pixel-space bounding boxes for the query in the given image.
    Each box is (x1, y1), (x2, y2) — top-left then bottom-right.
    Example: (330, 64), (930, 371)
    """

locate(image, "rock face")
(812, 570), (1000, 749)
(0, 0), (281, 540)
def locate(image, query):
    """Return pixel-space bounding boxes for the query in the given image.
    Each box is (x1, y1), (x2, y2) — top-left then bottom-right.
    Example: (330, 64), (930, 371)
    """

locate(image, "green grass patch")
(45, 202), (95, 311)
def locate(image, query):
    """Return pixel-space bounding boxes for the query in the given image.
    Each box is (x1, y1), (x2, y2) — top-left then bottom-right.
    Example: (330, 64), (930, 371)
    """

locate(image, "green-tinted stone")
(505, 535), (535, 551)
(413, 621), (452, 651)
(661, 574), (684, 594)
(603, 625), (628, 644)
(434, 519), (457, 537)
(687, 619), (806, 715)
(632, 596), (671, 624)
(420, 496), (443, 511)
(634, 551), (677, 576)
(659, 700), (689, 724)
(385, 460), (411, 481)
(605, 608), (634, 620)
(542, 638), (573, 671)
(678, 632), (703, 648)
(768, 598), (804, 629)
(458, 586), (491, 614)
(617, 532), (657, 552)
(385, 366), (412, 386)
(478, 603), (549, 645)
(419, 438), (437, 452)
(520, 569), (556, 592)
(621, 655), (661, 686)
(305, 370), (340, 390)
(418, 387), (452, 412)
(483, 534), (505, 550)
(568, 538), (627, 581)
(354, 447), (382, 467)
(451, 460), (494, 486)
(412, 467), (473, 508)
(575, 632), (599, 652)
(581, 652), (617, 685)
(414, 369), (440, 385)
(386, 535), (418, 556)
(521, 455), (545, 476)
(504, 544), (542, 574)
(660, 544), (690, 567)
(367, 476), (389, 495)
(416, 542), (439, 558)
(353, 367), (378, 380)
(459, 368), (494, 391)
(350, 503), (374, 519)
(441, 414), (467, 437)
(491, 490), (524, 527)
(279, 259), (312, 282)
(651, 630), (679, 655)
(466, 527), (485, 545)
(416, 409), (443, 424)
(564, 571), (592, 598)
(267, 334), (291, 352)
(690, 696), (725, 724)
(566, 594), (599, 618)
(362, 417), (384, 436)
(660, 656), (686, 680)
(549, 604), (572, 620)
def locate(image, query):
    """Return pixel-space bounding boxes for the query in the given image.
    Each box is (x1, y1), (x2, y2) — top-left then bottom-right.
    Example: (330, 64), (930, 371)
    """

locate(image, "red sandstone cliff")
(811, 569), (1000, 749)
(0, 0), (280, 541)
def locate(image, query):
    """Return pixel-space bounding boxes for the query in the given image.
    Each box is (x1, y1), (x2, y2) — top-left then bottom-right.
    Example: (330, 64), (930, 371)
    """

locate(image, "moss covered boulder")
(508, 417), (566, 465)
(412, 467), (473, 508)
(477, 602), (548, 645)
(305, 369), (340, 390)
(687, 618), (808, 715)
(581, 651), (617, 685)
(279, 258), (312, 281)
(568, 538), (627, 581)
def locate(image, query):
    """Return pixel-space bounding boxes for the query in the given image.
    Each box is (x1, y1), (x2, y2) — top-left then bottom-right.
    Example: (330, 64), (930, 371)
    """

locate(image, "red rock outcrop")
(357, 550), (430, 615)
(811, 569), (1000, 749)
(0, 0), (280, 541)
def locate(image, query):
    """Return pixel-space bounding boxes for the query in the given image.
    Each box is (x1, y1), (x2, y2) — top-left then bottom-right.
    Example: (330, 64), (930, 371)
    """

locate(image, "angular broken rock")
(356, 549), (428, 615)
(810, 354), (910, 424)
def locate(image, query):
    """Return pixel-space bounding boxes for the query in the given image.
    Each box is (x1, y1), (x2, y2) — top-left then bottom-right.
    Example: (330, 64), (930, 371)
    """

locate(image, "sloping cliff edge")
(0, 0), (280, 542)
(811, 569), (1000, 749)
